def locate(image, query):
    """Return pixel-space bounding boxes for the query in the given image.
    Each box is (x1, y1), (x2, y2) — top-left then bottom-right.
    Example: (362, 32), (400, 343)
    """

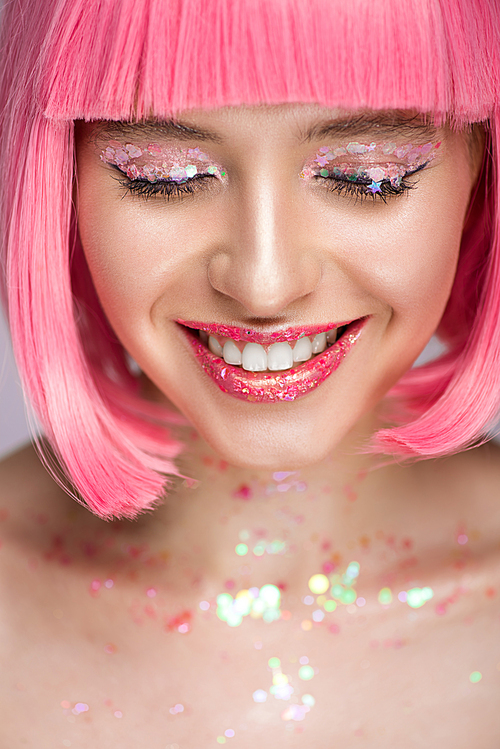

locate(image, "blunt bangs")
(39, 0), (499, 124)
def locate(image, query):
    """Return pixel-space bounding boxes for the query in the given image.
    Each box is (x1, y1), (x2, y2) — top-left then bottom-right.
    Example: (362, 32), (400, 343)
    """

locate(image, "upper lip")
(176, 318), (356, 345)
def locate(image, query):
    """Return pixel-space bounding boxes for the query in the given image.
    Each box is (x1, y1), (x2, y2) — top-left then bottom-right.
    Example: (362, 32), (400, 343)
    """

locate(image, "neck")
(141, 416), (407, 602)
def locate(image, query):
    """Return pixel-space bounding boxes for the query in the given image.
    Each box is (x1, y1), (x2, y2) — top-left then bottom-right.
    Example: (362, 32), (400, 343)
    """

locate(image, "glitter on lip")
(186, 319), (366, 403)
(176, 319), (352, 345)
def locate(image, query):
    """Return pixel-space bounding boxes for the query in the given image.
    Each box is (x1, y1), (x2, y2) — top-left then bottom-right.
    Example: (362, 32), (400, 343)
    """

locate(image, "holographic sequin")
(301, 140), (440, 192)
(216, 584), (281, 626)
(308, 574), (330, 594)
(100, 143), (226, 184)
(405, 587), (434, 608)
(378, 587), (393, 605)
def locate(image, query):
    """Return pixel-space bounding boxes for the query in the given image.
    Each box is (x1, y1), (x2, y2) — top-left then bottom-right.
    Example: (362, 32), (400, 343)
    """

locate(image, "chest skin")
(1, 445), (500, 748)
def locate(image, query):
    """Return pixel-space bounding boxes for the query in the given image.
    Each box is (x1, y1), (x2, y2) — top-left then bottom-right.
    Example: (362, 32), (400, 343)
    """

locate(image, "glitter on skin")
(169, 703), (185, 714)
(308, 574), (330, 595)
(199, 600), (210, 611)
(326, 560), (360, 606)
(72, 703), (89, 715)
(405, 587), (434, 608)
(378, 587), (393, 605)
(298, 665), (315, 681)
(470, 671), (482, 683)
(217, 585), (281, 626)
(302, 694), (315, 707)
(235, 543), (248, 556)
(253, 689), (268, 703)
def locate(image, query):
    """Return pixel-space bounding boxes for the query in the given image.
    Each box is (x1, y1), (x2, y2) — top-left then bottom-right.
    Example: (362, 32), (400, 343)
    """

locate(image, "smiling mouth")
(177, 318), (366, 403)
(179, 322), (351, 373)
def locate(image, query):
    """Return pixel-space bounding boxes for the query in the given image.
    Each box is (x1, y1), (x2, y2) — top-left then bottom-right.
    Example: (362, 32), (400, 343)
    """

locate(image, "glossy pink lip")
(177, 319), (352, 345)
(184, 318), (366, 403)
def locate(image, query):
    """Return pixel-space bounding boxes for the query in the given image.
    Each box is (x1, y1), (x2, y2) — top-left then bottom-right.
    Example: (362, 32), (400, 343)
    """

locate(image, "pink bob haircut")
(0, 0), (499, 519)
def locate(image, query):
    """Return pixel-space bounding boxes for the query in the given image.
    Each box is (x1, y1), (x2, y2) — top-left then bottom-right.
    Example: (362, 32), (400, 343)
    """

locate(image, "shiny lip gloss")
(177, 320), (352, 345)
(181, 319), (366, 403)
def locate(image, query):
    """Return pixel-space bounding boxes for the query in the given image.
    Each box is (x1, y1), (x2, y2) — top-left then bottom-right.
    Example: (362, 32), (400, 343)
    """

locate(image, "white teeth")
(223, 339), (242, 365)
(208, 335), (223, 356)
(292, 337), (313, 362)
(326, 328), (338, 344)
(267, 342), (294, 371)
(312, 332), (327, 354)
(210, 328), (336, 370)
(242, 342), (267, 372)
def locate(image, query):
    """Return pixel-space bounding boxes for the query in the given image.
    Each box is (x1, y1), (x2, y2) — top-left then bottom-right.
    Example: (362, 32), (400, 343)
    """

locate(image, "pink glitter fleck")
(233, 484), (253, 500)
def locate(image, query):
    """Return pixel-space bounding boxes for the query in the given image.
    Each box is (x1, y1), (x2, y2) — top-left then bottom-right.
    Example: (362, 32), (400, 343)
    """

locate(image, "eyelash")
(317, 163), (427, 203)
(116, 172), (215, 200)
(116, 162), (426, 202)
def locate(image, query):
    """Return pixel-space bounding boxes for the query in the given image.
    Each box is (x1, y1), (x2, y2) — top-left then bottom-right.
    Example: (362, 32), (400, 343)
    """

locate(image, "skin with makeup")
(1, 103), (500, 748)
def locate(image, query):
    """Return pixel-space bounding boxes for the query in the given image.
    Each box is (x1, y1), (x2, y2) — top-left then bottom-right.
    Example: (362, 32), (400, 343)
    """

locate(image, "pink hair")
(0, 0), (499, 517)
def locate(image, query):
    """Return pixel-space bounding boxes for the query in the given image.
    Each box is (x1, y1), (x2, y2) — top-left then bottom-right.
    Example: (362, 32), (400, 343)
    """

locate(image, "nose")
(207, 176), (322, 318)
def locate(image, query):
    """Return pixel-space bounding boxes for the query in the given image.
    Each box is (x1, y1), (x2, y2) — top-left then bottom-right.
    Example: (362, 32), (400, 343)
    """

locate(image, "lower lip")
(184, 319), (366, 403)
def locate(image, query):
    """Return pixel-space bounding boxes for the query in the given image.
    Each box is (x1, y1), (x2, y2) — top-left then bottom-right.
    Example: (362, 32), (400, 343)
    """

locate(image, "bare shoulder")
(0, 442), (52, 498)
(433, 440), (500, 490)
(413, 440), (500, 538)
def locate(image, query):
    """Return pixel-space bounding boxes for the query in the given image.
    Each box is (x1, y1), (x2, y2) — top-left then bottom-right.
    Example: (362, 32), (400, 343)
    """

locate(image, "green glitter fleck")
(235, 543), (248, 556)
(469, 671), (482, 683)
(268, 657), (281, 669)
(298, 665), (315, 681)
(378, 587), (393, 605)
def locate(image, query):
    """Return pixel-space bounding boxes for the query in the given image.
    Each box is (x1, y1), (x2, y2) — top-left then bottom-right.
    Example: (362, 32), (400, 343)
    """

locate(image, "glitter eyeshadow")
(100, 143), (226, 184)
(301, 140), (441, 193)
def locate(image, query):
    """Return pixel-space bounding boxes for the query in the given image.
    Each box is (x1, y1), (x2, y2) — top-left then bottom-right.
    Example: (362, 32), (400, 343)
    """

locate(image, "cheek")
(329, 185), (467, 326)
(76, 187), (210, 338)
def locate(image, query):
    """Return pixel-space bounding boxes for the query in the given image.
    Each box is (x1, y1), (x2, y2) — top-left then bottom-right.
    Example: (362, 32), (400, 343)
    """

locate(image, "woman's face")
(75, 105), (482, 468)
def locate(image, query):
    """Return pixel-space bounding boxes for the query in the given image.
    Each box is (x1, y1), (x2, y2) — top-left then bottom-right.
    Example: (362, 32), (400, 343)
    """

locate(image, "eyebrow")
(94, 110), (438, 146)
(302, 111), (438, 142)
(94, 119), (223, 144)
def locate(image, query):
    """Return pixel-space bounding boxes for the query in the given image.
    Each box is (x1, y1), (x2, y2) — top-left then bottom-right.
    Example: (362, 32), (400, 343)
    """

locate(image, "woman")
(0, 0), (499, 745)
